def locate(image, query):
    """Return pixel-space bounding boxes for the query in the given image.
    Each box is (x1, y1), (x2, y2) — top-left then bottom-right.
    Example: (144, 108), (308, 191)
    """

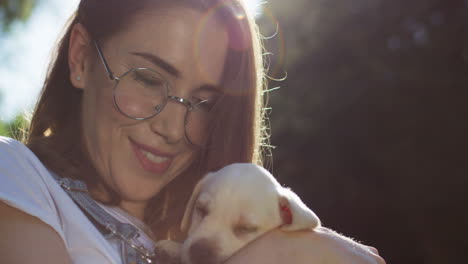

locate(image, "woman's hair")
(26, 0), (270, 240)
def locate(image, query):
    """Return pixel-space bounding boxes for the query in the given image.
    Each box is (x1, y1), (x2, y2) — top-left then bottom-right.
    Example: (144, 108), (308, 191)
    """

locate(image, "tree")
(0, 0), (36, 139)
(0, 114), (28, 139)
(0, 0), (38, 32)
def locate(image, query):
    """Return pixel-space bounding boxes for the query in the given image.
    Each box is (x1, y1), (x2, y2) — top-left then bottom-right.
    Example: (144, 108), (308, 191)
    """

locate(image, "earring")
(76, 76), (81, 81)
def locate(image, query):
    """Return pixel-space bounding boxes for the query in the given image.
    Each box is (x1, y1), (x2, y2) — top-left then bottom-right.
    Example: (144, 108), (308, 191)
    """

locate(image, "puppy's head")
(180, 163), (320, 264)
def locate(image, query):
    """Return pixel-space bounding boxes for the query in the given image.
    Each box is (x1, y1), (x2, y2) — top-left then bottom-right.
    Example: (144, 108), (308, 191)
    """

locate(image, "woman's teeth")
(141, 149), (169, 163)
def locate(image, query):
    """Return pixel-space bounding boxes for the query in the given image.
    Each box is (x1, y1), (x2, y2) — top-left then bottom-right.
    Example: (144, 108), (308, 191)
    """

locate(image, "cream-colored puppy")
(154, 163), (320, 264)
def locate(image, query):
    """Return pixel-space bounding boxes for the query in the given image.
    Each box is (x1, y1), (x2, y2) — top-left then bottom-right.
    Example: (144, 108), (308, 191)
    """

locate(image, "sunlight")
(242, 0), (264, 17)
(0, 0), (79, 121)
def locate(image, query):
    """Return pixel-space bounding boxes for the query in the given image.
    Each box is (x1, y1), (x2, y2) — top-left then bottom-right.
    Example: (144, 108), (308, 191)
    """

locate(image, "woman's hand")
(225, 227), (386, 264)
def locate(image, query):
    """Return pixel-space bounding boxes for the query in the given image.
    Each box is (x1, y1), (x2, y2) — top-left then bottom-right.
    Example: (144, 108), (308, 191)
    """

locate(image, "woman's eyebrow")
(130, 52), (181, 78)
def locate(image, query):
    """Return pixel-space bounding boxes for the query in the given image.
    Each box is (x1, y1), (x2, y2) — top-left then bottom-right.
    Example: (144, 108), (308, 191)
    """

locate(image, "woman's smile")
(130, 137), (174, 174)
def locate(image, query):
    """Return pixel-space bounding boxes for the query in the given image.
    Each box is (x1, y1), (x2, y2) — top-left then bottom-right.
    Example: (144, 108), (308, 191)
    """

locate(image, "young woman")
(0, 0), (385, 263)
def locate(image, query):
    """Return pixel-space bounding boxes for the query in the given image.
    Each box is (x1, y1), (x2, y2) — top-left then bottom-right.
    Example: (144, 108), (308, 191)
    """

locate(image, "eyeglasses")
(93, 40), (216, 148)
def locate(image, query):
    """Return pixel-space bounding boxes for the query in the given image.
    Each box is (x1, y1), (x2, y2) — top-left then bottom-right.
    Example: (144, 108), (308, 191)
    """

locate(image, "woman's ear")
(68, 23), (92, 89)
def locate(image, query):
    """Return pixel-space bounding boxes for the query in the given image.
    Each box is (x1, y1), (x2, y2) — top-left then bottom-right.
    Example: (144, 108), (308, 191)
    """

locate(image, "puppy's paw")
(154, 240), (182, 264)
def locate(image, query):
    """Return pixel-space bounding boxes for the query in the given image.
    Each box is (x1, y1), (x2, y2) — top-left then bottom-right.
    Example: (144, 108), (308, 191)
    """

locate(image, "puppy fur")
(154, 163), (320, 264)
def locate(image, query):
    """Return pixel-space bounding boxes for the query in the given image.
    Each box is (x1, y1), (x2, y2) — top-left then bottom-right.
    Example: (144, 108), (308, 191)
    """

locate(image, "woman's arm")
(225, 227), (385, 264)
(0, 202), (72, 264)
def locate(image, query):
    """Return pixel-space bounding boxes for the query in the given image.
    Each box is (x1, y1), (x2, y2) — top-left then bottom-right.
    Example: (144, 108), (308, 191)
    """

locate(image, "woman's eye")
(192, 98), (217, 112)
(133, 71), (164, 87)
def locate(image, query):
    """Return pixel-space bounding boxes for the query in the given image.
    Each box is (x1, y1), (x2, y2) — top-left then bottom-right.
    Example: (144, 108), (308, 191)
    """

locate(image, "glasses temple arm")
(93, 40), (115, 80)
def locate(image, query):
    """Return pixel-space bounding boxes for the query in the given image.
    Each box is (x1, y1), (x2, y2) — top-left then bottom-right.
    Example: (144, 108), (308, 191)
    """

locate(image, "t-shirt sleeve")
(0, 137), (63, 236)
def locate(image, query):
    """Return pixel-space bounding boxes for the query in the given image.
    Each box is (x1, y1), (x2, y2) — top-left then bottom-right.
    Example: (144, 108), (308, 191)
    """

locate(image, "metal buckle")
(105, 223), (155, 263)
(57, 178), (88, 193)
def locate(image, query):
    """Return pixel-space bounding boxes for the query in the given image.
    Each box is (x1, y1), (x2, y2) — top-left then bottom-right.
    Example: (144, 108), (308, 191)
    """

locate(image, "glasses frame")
(93, 40), (210, 148)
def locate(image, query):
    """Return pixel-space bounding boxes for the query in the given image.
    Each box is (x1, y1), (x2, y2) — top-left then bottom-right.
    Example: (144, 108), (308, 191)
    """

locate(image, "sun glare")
(242, 0), (264, 17)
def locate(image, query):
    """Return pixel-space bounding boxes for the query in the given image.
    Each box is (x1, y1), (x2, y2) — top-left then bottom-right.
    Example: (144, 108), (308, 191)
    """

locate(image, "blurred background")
(1, 0), (467, 263)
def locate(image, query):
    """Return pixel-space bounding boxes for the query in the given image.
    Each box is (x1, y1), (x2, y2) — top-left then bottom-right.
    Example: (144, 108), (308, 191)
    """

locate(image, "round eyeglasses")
(94, 40), (216, 148)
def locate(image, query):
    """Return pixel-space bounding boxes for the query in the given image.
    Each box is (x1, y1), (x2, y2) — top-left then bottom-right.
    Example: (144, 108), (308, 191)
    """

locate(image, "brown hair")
(26, 0), (270, 240)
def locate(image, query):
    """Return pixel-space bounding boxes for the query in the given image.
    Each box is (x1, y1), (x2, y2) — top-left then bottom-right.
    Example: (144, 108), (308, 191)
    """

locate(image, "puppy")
(154, 163), (320, 264)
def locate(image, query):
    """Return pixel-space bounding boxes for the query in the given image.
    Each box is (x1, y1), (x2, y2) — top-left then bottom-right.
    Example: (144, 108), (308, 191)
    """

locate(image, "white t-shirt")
(0, 136), (155, 264)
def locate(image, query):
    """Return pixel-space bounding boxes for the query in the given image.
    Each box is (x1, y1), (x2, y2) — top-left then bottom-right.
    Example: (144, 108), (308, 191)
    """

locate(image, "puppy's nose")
(189, 238), (219, 264)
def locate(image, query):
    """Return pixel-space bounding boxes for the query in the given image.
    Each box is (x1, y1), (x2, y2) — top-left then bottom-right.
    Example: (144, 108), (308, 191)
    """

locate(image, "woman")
(0, 0), (385, 263)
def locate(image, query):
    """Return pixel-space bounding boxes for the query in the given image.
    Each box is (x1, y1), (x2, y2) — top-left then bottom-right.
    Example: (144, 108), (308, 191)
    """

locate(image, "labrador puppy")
(154, 163), (320, 264)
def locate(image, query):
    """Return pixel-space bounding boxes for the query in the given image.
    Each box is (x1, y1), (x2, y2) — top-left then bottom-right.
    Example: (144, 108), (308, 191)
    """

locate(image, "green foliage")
(0, 0), (37, 32)
(0, 114), (29, 140)
(0, 119), (8, 136)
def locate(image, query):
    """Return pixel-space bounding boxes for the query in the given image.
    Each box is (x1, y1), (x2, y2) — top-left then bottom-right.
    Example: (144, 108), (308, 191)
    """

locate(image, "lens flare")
(192, 0), (252, 85)
(191, 1), (286, 93)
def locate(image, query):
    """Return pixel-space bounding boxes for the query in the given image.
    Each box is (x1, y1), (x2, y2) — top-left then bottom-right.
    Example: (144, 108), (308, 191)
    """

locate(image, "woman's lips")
(130, 138), (174, 174)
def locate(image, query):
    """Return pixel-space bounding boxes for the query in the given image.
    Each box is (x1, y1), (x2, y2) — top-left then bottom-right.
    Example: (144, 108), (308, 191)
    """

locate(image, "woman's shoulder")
(0, 137), (122, 263)
(0, 136), (49, 176)
(0, 135), (25, 148)
(0, 135), (62, 229)
(0, 136), (34, 158)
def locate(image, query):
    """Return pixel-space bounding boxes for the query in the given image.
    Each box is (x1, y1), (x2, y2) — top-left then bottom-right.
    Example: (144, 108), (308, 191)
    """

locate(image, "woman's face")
(70, 6), (229, 215)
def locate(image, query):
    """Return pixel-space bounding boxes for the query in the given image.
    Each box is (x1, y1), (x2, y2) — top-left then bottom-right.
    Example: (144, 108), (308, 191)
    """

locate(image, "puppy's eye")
(195, 204), (208, 217)
(233, 225), (258, 236)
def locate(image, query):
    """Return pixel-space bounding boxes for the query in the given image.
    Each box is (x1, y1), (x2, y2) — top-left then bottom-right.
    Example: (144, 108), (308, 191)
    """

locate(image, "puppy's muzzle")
(189, 238), (220, 264)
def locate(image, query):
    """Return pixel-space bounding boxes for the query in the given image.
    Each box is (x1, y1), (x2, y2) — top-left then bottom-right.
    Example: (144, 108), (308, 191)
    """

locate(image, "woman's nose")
(149, 100), (187, 144)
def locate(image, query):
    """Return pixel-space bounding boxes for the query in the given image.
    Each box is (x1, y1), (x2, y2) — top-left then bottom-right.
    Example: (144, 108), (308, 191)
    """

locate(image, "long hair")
(26, 0), (270, 240)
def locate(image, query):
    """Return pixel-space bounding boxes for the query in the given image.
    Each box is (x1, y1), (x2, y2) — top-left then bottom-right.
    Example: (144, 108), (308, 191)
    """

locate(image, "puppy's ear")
(180, 174), (210, 232)
(278, 188), (321, 231)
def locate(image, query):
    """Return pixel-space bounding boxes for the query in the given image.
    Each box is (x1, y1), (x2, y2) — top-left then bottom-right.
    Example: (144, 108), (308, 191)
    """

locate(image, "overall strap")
(50, 172), (156, 264)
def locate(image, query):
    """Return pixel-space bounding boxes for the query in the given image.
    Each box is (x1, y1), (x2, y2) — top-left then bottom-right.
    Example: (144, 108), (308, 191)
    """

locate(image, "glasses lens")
(114, 68), (168, 119)
(185, 99), (216, 147)
(114, 68), (216, 148)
